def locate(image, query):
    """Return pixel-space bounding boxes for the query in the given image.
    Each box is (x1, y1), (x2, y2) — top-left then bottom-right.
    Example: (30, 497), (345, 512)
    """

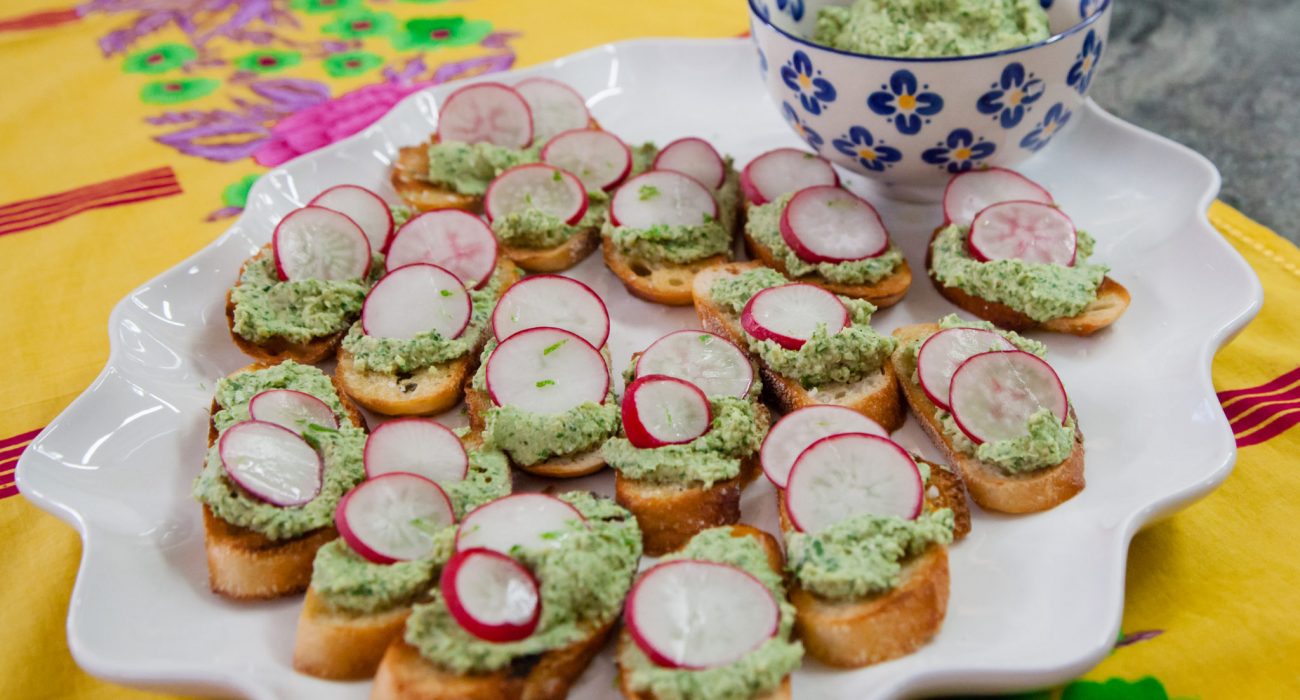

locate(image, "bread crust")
(391, 143), (481, 214)
(891, 323), (1085, 513)
(602, 235), (728, 306)
(501, 227), (602, 272)
(463, 384), (608, 478)
(293, 586), (412, 680)
(225, 247), (347, 365)
(692, 261), (904, 430)
(743, 231), (912, 309)
(614, 468), (743, 557)
(925, 227), (1130, 335)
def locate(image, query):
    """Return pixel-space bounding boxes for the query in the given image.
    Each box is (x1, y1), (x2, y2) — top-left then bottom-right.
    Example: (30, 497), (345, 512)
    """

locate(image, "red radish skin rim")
(437, 82), (534, 148)
(334, 473), (455, 565)
(247, 389), (338, 432)
(739, 284), (849, 351)
(361, 263), (473, 341)
(271, 206), (371, 282)
(363, 417), (468, 481)
(609, 171), (719, 228)
(916, 328), (1016, 411)
(309, 184), (396, 254)
(740, 148), (840, 205)
(218, 420), (323, 507)
(778, 185), (890, 263)
(652, 137), (727, 190)
(489, 274), (611, 348)
(440, 547), (542, 642)
(633, 331), (754, 400)
(514, 77), (593, 134)
(386, 210), (499, 290)
(942, 167), (1054, 227)
(625, 560), (780, 670)
(621, 374), (713, 449)
(759, 405), (886, 488)
(784, 432), (924, 531)
(453, 493), (588, 553)
(540, 129), (634, 192)
(484, 164), (589, 226)
(484, 326), (610, 409)
(948, 350), (1070, 445)
(967, 200), (1078, 266)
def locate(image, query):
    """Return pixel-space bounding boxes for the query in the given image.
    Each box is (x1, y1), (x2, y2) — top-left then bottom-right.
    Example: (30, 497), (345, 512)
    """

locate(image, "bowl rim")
(747, 0), (1111, 64)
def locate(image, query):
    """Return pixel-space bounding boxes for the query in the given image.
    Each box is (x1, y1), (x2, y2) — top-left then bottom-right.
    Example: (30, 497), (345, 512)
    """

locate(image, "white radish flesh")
(219, 420), (322, 507)
(968, 200), (1077, 265)
(484, 327), (609, 415)
(272, 206), (371, 281)
(247, 389), (338, 434)
(385, 210), (499, 289)
(948, 350), (1069, 444)
(779, 185), (890, 263)
(437, 82), (533, 148)
(740, 284), (848, 350)
(541, 129), (632, 192)
(634, 330), (754, 399)
(456, 493), (586, 554)
(943, 167), (1053, 229)
(490, 274), (610, 348)
(652, 137), (726, 189)
(441, 548), (541, 642)
(609, 171), (718, 229)
(361, 263), (471, 340)
(364, 418), (468, 483)
(917, 328), (1017, 410)
(785, 433), (923, 532)
(514, 77), (591, 143)
(626, 561), (779, 670)
(760, 406), (886, 488)
(309, 185), (394, 254)
(484, 164), (588, 226)
(335, 473), (455, 564)
(622, 375), (712, 449)
(740, 148), (839, 205)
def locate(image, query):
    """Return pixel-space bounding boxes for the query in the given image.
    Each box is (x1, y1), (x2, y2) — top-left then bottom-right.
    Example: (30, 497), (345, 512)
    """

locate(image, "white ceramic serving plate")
(17, 39), (1260, 699)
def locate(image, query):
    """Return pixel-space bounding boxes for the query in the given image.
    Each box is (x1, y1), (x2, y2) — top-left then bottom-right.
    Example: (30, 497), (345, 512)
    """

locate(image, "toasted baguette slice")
(891, 323), (1085, 513)
(744, 231), (912, 308)
(391, 143), (481, 214)
(203, 363), (367, 599)
(614, 469), (743, 557)
(225, 247), (348, 365)
(925, 228), (1130, 335)
(501, 227), (602, 272)
(692, 261), (904, 430)
(372, 618), (616, 700)
(463, 384), (608, 478)
(293, 586), (412, 680)
(602, 236), (728, 306)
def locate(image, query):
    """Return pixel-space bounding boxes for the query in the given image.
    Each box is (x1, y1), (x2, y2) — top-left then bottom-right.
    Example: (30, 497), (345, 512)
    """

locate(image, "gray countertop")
(1094, 0), (1299, 242)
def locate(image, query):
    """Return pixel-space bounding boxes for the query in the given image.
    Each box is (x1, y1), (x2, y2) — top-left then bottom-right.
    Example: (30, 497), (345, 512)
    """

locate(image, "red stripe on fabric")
(0, 455), (17, 470)
(0, 8), (79, 32)
(0, 174), (178, 225)
(0, 468), (12, 483)
(0, 484), (16, 501)
(0, 429), (41, 450)
(0, 185), (183, 236)
(0, 443), (28, 462)
(0, 179), (179, 229)
(1217, 366), (1300, 404)
(1227, 397), (1300, 434)
(0, 168), (176, 220)
(1223, 381), (1300, 421)
(1236, 408), (1300, 448)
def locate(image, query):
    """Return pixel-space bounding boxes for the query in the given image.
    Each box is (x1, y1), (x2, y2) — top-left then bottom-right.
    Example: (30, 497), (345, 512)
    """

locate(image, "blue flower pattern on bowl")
(867, 70), (944, 136)
(782, 50), (837, 115)
(1020, 103), (1073, 152)
(922, 128), (997, 173)
(1040, 0), (1054, 7)
(1079, 0), (1099, 18)
(775, 0), (805, 21)
(782, 101), (825, 150)
(832, 126), (902, 172)
(1067, 29), (1103, 95)
(977, 63), (1044, 129)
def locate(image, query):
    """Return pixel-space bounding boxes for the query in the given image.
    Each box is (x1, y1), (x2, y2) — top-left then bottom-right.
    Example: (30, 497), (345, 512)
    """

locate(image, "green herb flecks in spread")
(229, 250), (383, 345)
(746, 193), (904, 285)
(786, 510), (954, 600)
(605, 156), (742, 265)
(814, 0), (1052, 58)
(602, 397), (766, 488)
(938, 407), (1075, 473)
(424, 141), (540, 196)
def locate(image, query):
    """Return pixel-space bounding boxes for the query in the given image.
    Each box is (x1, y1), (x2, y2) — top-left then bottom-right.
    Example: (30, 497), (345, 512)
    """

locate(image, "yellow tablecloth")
(2, 1), (1297, 698)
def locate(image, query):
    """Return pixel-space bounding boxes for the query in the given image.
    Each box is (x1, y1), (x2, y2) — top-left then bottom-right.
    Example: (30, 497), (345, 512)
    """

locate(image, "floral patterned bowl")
(747, 0), (1112, 198)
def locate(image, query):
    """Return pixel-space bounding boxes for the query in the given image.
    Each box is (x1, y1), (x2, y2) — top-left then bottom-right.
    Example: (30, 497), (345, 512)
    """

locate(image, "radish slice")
(917, 328), (1016, 410)
(437, 82), (533, 148)
(335, 473), (455, 564)
(541, 129), (632, 192)
(949, 350), (1069, 444)
(652, 137), (726, 190)
(785, 433), (923, 532)
(741, 148), (839, 205)
(968, 200), (1077, 265)
(456, 493), (586, 554)
(635, 331), (753, 399)
(740, 284), (849, 350)
(484, 164), (588, 226)
(622, 375), (712, 449)
(760, 406), (886, 488)
(272, 206), (371, 282)
(364, 418), (468, 483)
(361, 263), (471, 340)
(626, 560), (779, 670)
(943, 167), (1053, 229)
(609, 171), (718, 229)
(385, 210), (499, 289)
(491, 274), (610, 348)
(309, 185), (394, 254)
(779, 185), (890, 263)
(219, 420), (322, 507)
(514, 77), (591, 143)
(484, 327), (609, 414)
(441, 548), (541, 642)
(247, 389), (338, 434)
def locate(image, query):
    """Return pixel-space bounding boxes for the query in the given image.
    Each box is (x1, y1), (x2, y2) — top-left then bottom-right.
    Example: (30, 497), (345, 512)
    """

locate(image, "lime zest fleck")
(543, 339), (568, 355)
(536, 379), (556, 388)
(638, 185), (660, 201)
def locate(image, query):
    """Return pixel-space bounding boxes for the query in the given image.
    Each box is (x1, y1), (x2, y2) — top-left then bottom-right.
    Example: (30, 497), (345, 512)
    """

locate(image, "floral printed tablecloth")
(1, 1), (1297, 698)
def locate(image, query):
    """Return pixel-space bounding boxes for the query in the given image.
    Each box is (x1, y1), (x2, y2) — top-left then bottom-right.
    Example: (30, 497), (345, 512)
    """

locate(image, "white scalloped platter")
(16, 39), (1261, 700)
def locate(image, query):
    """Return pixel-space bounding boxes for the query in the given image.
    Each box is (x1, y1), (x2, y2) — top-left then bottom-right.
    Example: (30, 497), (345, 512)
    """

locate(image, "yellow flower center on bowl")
(954, 147), (972, 161)
(898, 94), (917, 110)
(798, 73), (811, 89)
(1009, 90), (1023, 106)
(857, 148), (877, 161)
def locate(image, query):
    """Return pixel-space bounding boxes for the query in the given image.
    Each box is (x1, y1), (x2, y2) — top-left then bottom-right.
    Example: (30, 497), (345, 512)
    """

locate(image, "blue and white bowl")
(748, 0), (1112, 198)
